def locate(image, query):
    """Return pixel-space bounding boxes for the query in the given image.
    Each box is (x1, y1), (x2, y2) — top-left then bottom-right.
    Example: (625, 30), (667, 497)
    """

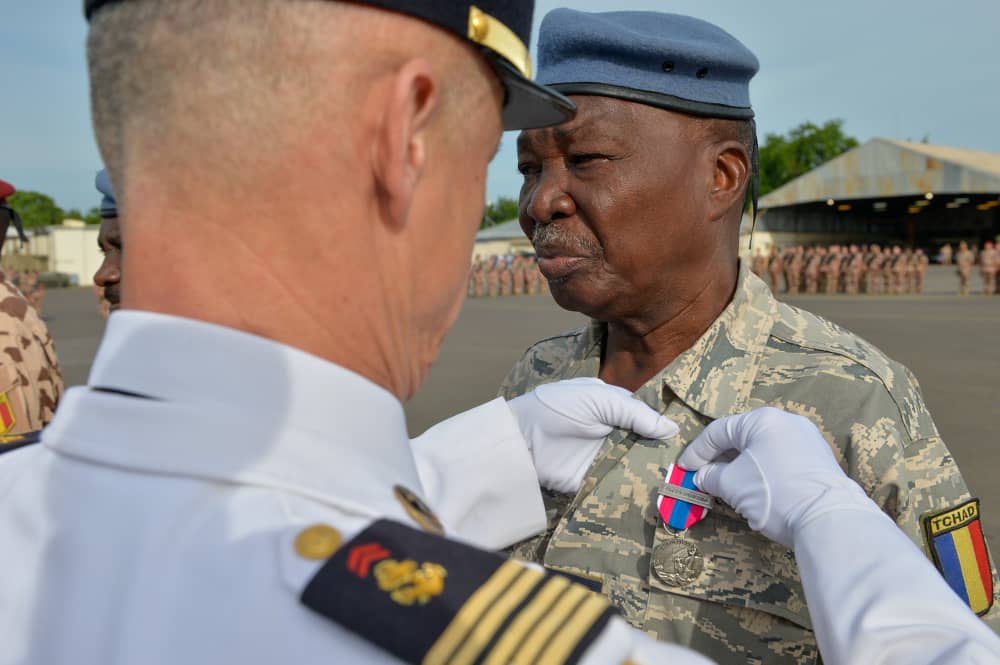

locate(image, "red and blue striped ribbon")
(657, 464), (708, 530)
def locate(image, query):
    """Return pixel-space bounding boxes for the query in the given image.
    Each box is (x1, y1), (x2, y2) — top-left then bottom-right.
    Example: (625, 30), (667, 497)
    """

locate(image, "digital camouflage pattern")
(0, 278), (63, 434)
(500, 264), (999, 664)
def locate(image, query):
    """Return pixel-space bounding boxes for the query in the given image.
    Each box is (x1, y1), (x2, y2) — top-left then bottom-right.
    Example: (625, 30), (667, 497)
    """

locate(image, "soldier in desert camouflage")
(913, 248), (929, 295)
(485, 255), (500, 297)
(821, 244), (840, 294)
(783, 246), (802, 295)
(766, 245), (783, 293)
(500, 9), (999, 664)
(956, 241), (975, 295)
(804, 246), (823, 294)
(980, 241), (998, 296)
(940, 242), (953, 266)
(468, 255), (482, 297)
(864, 243), (882, 294)
(844, 244), (865, 294)
(0, 179), (63, 435)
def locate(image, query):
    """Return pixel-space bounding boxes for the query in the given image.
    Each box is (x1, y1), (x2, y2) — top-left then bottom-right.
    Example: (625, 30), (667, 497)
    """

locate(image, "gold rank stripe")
(510, 582), (591, 664)
(424, 561), (526, 665)
(424, 563), (611, 665)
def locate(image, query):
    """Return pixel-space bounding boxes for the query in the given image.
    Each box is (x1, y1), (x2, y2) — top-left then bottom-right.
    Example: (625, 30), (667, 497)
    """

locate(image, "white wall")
(49, 226), (101, 287)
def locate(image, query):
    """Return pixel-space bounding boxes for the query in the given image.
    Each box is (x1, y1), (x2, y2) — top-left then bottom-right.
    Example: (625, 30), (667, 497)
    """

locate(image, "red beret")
(0, 179), (14, 204)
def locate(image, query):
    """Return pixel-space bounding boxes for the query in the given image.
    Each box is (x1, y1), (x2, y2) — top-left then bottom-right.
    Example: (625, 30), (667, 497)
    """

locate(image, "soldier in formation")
(956, 241), (975, 295)
(467, 253), (546, 298)
(757, 243), (943, 296)
(981, 241), (998, 296)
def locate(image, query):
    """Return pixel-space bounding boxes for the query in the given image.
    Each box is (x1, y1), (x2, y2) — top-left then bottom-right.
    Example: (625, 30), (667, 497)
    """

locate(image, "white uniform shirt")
(0, 312), (704, 665)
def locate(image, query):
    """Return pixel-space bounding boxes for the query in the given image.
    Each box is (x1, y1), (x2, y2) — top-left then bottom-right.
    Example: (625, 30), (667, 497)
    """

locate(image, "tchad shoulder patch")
(0, 429), (41, 456)
(300, 519), (615, 665)
(923, 498), (995, 616)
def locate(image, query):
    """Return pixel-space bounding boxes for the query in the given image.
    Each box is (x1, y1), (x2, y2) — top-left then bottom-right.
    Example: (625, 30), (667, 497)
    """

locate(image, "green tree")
(481, 196), (519, 228)
(6, 191), (64, 228)
(62, 207), (103, 225)
(758, 119), (859, 196)
(83, 207), (103, 225)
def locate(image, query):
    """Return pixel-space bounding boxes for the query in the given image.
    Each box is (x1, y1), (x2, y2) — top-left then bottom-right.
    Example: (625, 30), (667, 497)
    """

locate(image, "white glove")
(508, 378), (679, 493)
(676, 407), (874, 549)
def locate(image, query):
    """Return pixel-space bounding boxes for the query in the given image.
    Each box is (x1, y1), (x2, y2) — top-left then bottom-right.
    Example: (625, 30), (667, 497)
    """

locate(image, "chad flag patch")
(923, 498), (995, 615)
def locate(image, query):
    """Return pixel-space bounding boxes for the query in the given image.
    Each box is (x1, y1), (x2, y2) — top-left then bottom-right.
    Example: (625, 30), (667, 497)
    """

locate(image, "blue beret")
(538, 9), (759, 120)
(95, 169), (117, 218)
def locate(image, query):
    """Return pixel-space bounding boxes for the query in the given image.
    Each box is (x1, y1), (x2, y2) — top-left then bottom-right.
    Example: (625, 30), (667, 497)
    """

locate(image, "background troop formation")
(468, 254), (548, 297)
(751, 242), (999, 296)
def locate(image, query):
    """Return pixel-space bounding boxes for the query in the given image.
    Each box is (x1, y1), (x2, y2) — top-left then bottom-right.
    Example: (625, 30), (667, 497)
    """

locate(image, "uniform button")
(295, 524), (342, 560)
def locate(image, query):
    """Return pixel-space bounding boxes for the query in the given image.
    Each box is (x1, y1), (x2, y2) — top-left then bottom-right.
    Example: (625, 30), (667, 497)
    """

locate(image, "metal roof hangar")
(745, 139), (1000, 250)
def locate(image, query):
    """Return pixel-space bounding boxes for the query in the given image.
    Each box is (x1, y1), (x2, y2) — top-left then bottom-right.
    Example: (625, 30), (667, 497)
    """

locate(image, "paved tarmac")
(41, 265), (1000, 546)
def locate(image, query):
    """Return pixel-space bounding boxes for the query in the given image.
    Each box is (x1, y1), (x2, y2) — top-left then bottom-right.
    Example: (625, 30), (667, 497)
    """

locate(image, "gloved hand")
(508, 377), (679, 493)
(677, 407), (875, 549)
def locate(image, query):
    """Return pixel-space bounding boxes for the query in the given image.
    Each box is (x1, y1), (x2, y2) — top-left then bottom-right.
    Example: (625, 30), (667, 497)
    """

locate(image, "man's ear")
(708, 141), (750, 221)
(372, 58), (440, 231)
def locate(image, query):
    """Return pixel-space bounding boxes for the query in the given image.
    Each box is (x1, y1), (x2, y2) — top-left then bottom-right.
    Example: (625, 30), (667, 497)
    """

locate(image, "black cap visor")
(550, 82), (753, 121)
(485, 55), (575, 131)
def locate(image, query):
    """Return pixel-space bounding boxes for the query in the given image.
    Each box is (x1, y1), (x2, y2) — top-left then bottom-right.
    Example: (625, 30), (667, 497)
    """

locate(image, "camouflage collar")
(583, 262), (778, 419)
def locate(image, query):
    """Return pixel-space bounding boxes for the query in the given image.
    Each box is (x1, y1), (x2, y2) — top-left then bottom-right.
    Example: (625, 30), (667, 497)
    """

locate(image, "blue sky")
(3, 0), (999, 211)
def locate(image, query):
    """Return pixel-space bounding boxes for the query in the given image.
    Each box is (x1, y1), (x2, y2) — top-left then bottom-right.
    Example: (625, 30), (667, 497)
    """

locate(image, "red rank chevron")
(347, 542), (391, 578)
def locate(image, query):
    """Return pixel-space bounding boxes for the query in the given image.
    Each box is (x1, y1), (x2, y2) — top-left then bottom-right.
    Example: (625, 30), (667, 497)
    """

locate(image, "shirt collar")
(44, 310), (422, 519)
(658, 263), (777, 418)
(580, 262), (777, 419)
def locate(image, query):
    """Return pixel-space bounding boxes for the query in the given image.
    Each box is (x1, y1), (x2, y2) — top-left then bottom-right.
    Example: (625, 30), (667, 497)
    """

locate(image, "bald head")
(85, 0), (507, 399)
(88, 0), (497, 199)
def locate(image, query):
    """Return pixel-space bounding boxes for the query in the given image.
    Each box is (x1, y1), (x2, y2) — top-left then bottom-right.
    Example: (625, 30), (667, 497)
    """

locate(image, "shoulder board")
(0, 430), (41, 456)
(300, 519), (615, 665)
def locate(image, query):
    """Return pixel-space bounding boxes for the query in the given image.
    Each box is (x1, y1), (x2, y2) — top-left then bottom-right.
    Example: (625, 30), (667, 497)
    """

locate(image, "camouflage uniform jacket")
(499, 264), (999, 664)
(0, 278), (63, 435)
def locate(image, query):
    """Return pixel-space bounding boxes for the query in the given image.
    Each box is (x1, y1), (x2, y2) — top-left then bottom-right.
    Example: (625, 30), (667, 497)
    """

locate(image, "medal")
(657, 463), (713, 530)
(651, 464), (711, 587)
(652, 540), (704, 587)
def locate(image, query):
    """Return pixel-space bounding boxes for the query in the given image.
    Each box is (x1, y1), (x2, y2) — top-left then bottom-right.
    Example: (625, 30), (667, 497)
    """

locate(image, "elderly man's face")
(516, 95), (719, 320)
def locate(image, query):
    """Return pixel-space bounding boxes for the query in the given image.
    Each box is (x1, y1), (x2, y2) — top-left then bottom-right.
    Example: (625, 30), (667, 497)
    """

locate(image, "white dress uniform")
(0, 311), (704, 665)
(1, 311), (997, 665)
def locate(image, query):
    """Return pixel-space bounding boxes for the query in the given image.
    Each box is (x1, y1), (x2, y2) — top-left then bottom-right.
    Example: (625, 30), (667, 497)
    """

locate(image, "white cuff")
(411, 398), (546, 550)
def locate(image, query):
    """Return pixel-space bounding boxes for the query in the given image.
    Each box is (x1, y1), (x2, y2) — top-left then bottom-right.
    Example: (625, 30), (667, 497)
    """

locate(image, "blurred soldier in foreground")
(0, 179), (63, 435)
(502, 9), (999, 664)
(957, 241), (975, 295)
(93, 169), (122, 317)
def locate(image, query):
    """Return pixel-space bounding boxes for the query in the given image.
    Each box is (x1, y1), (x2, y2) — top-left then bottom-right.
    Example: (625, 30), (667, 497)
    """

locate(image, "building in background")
(473, 218), (532, 257)
(742, 139), (1000, 255)
(1, 219), (101, 286)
